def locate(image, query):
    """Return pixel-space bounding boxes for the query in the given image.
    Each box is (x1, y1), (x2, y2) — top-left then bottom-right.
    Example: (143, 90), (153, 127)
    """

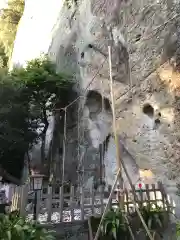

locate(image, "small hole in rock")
(88, 44), (93, 48)
(135, 34), (141, 42)
(155, 119), (161, 124)
(142, 103), (154, 117)
(81, 52), (84, 58)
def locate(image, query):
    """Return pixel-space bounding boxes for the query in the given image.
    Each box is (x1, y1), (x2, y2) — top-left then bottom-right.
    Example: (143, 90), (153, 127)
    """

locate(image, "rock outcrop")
(11, 0), (180, 217)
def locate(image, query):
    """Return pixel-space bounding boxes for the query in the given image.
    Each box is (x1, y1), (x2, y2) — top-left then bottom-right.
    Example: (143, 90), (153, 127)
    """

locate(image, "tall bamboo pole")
(108, 45), (124, 209)
(62, 108), (67, 186)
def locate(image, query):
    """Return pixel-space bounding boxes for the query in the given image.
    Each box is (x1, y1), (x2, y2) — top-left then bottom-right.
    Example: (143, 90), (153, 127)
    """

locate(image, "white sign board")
(135, 181), (145, 190)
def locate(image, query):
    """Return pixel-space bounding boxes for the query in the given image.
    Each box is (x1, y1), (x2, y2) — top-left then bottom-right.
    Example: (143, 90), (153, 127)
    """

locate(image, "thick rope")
(56, 58), (108, 111)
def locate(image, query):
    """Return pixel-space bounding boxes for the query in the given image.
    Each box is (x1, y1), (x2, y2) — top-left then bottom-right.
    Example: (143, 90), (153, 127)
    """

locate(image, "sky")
(0, 0), (7, 10)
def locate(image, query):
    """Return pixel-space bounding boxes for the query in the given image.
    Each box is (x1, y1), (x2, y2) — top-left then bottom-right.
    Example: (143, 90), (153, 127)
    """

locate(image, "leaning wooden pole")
(108, 45), (124, 209)
(108, 45), (153, 240)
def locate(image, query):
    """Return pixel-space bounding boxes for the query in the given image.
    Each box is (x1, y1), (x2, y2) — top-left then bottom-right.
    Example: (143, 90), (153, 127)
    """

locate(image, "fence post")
(59, 186), (63, 222)
(91, 185), (95, 215)
(99, 185), (104, 215)
(35, 191), (41, 220)
(20, 184), (28, 217)
(16, 186), (21, 210)
(11, 186), (20, 212)
(80, 186), (84, 220)
(8, 184), (15, 203)
(152, 184), (157, 207)
(108, 185), (112, 209)
(10, 187), (17, 212)
(124, 188), (129, 214)
(47, 185), (52, 222)
(70, 186), (75, 221)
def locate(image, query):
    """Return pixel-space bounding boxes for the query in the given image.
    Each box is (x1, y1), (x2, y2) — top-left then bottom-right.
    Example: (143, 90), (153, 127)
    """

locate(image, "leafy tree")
(0, 0), (24, 66)
(0, 71), (37, 181)
(11, 56), (74, 164)
(0, 44), (8, 68)
(0, 56), (74, 183)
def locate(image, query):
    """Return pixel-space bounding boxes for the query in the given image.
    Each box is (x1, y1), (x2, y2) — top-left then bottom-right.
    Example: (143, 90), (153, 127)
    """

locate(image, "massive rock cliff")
(11, 0), (180, 216)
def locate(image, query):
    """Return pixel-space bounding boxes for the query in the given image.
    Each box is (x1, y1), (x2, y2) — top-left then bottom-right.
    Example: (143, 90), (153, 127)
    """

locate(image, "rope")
(56, 58), (108, 111)
(58, 56), (108, 192)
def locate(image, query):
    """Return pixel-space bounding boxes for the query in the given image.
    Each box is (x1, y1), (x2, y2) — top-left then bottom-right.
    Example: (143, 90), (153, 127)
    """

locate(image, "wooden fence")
(9, 182), (170, 222)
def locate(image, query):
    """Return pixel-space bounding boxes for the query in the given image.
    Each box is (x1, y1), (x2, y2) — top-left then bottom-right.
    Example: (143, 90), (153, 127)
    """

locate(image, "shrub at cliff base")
(0, 211), (55, 240)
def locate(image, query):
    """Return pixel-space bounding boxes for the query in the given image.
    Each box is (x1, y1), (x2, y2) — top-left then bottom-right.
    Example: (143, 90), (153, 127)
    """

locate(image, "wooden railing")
(9, 182), (170, 222)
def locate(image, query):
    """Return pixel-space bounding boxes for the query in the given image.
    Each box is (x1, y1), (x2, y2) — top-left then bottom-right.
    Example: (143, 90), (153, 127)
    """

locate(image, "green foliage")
(0, 212), (55, 240)
(11, 55), (74, 136)
(0, 70), (37, 180)
(101, 208), (129, 240)
(0, 55), (74, 182)
(11, 55), (73, 109)
(0, 44), (8, 68)
(139, 204), (164, 230)
(176, 221), (180, 237)
(0, 0), (24, 66)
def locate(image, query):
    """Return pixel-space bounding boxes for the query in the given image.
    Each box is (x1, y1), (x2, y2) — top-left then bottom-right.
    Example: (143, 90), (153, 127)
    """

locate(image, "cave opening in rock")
(84, 90), (113, 189)
(85, 90), (111, 112)
(142, 103), (154, 117)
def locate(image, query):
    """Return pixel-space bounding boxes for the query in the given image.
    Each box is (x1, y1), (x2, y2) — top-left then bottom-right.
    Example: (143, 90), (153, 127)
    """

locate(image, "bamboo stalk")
(120, 153), (154, 240)
(62, 108), (67, 186)
(108, 45), (124, 209)
(108, 44), (153, 240)
(88, 217), (93, 240)
(94, 168), (121, 240)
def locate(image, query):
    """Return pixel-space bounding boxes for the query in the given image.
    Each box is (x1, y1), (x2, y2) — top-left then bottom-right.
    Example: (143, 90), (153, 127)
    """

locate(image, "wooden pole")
(94, 168), (121, 240)
(108, 45), (124, 209)
(99, 143), (103, 185)
(62, 108), (67, 186)
(108, 45), (153, 240)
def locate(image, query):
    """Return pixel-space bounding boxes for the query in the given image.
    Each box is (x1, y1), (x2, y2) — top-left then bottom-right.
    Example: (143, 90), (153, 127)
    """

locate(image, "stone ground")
(46, 222), (177, 240)
(162, 223), (176, 240)
(44, 221), (89, 240)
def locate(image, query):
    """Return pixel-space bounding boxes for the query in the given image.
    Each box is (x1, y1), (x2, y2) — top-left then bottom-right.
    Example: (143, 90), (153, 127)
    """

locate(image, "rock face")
(11, 0), (180, 217)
